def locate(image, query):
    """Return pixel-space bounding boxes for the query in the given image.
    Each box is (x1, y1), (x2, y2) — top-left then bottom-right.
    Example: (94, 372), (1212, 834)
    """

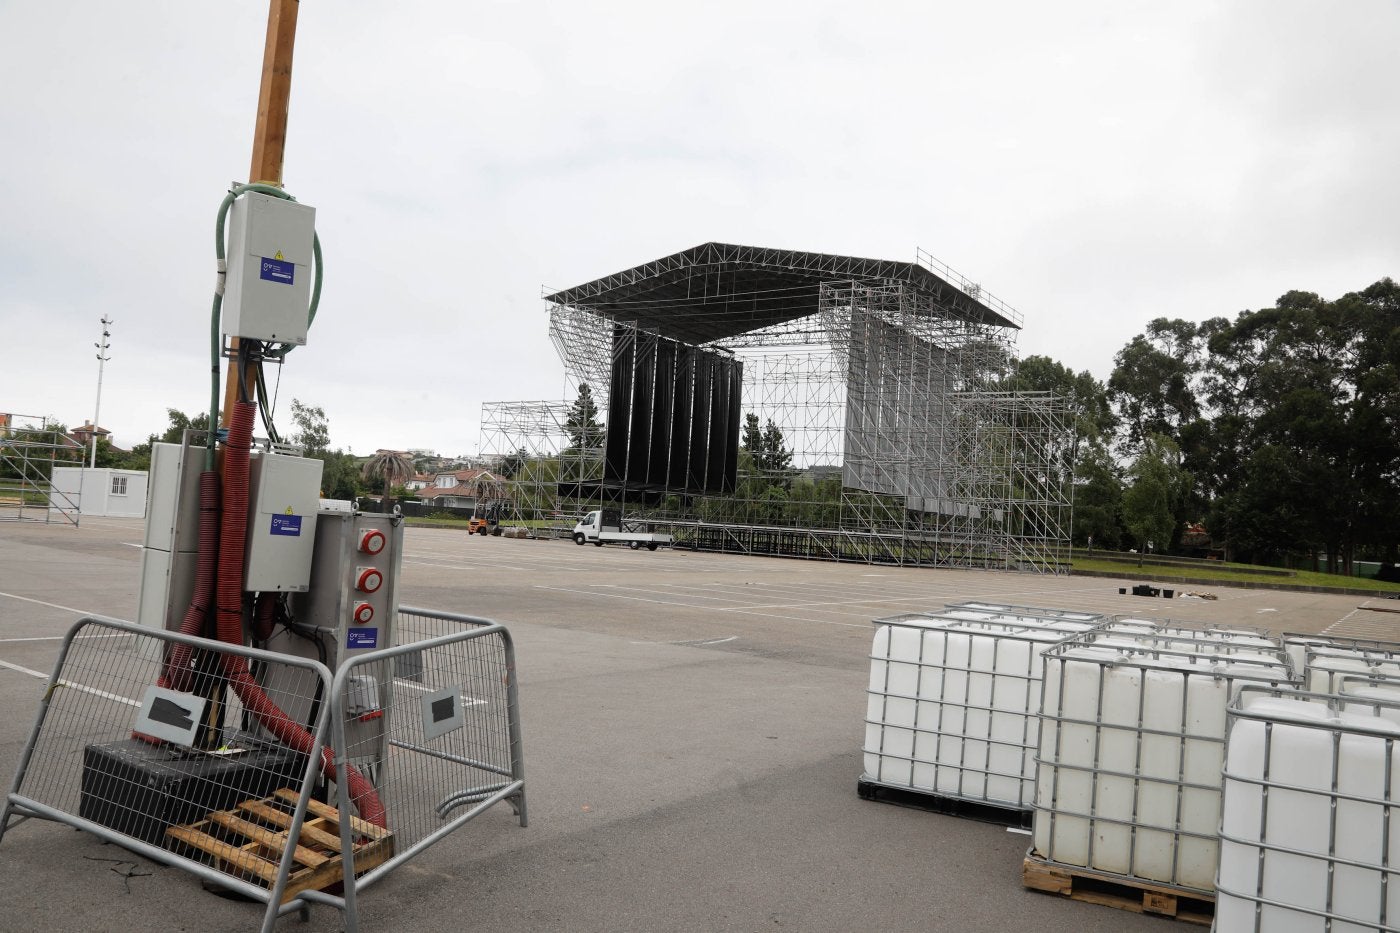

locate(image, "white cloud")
(2, 0), (1394, 451)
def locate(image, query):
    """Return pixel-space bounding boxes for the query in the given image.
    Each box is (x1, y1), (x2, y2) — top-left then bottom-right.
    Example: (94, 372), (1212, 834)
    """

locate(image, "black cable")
(235, 342), (253, 405)
(255, 366), (281, 445)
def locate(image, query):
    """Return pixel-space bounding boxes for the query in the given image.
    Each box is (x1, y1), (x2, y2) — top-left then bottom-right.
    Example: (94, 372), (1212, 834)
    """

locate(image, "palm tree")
(362, 449), (415, 512)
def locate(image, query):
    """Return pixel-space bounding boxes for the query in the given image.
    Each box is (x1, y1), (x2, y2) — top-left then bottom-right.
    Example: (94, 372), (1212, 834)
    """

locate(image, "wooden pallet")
(167, 789), (393, 902)
(1022, 856), (1214, 926)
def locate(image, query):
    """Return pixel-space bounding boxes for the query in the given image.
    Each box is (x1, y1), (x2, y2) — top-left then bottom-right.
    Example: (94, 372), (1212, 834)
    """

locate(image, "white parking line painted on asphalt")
(0, 633), (128, 644)
(0, 591), (92, 615)
(717, 594), (943, 612)
(544, 578), (988, 625)
(629, 635), (739, 647)
(0, 658), (54, 679)
(0, 658), (140, 707)
(393, 679), (489, 706)
(640, 579), (962, 610)
(714, 606), (868, 628)
(404, 558), (535, 572)
(532, 584), (705, 609)
(406, 542), (798, 575)
(532, 581), (879, 628)
(581, 583), (737, 604)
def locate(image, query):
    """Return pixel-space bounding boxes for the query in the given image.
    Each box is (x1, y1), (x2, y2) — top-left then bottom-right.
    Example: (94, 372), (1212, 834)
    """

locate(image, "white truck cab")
(572, 509), (671, 551)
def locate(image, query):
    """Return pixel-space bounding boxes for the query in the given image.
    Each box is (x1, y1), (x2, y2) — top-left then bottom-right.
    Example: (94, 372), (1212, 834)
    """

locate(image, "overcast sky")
(2, 1), (1395, 456)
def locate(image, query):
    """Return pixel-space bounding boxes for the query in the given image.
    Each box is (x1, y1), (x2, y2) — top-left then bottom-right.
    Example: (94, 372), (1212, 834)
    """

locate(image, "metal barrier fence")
(1, 608), (525, 933)
(324, 606), (527, 932)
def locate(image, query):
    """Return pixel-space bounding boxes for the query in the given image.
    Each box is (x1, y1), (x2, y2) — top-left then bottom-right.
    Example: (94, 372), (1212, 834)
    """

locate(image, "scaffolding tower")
(0, 414), (81, 525)
(483, 243), (1072, 572)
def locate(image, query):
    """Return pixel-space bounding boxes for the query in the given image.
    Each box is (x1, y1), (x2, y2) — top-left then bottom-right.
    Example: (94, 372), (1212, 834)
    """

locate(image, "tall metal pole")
(90, 316), (112, 469)
(221, 0), (300, 428)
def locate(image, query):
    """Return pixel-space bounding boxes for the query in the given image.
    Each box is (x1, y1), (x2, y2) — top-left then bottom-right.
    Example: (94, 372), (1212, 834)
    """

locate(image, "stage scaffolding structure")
(482, 243), (1073, 572)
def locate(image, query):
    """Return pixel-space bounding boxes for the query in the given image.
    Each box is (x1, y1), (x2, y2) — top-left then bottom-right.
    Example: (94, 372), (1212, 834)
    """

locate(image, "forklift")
(469, 502), (503, 536)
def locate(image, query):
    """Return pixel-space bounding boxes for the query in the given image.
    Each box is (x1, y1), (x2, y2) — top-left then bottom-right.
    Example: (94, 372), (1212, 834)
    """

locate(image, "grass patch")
(403, 515), (471, 529)
(1073, 556), (1400, 594)
(403, 516), (575, 531)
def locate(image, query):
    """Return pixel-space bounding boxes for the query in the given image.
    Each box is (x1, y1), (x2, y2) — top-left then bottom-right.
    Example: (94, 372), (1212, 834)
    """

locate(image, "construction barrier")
(1, 610), (525, 933)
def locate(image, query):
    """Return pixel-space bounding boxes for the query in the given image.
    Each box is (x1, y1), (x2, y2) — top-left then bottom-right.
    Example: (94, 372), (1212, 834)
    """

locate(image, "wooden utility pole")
(222, 0), (300, 426)
(249, 0), (299, 186)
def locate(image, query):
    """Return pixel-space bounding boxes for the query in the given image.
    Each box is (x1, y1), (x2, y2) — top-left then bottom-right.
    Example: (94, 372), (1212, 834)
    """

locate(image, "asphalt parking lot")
(0, 517), (1391, 932)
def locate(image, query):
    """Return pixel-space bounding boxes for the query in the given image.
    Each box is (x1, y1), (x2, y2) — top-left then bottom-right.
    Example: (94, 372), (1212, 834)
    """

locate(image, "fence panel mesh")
(332, 607), (525, 876)
(4, 609), (527, 933)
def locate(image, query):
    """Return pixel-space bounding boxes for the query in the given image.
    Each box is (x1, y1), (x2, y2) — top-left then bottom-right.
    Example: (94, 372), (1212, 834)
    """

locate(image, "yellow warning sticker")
(274, 250), (284, 261)
(285, 506), (294, 515)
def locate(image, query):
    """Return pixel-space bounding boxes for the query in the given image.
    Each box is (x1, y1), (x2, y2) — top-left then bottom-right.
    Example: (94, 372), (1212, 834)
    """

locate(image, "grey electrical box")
(222, 191), (316, 345)
(258, 508), (403, 799)
(243, 452), (323, 592)
(136, 441), (204, 652)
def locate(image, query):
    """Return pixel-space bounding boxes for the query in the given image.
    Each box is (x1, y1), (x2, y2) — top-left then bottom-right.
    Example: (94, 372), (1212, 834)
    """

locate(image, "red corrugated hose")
(159, 471), (221, 692)
(251, 590), (278, 643)
(216, 400), (387, 829)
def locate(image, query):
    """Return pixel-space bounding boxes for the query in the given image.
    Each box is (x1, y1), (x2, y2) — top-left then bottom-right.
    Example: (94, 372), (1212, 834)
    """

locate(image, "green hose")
(207, 183), (322, 470)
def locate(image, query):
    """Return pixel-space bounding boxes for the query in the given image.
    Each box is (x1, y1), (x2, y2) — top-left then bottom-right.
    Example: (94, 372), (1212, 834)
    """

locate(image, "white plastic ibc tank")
(1074, 623), (1289, 669)
(1338, 675), (1400, 725)
(863, 615), (1083, 808)
(1034, 644), (1293, 892)
(865, 616), (951, 786)
(1280, 634), (1379, 675)
(1284, 635), (1324, 674)
(1216, 689), (1400, 932)
(925, 608), (1094, 632)
(1304, 647), (1400, 694)
(944, 602), (1104, 625)
(1106, 617), (1279, 649)
(1284, 633), (1400, 675)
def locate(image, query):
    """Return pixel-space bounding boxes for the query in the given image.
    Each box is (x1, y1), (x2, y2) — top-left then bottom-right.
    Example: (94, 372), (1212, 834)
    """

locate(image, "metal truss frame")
(0, 416), (81, 525)
(488, 249), (1071, 572)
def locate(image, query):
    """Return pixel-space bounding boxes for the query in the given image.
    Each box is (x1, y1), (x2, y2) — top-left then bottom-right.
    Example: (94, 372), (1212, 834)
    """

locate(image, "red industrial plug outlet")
(352, 601), (374, 624)
(358, 529), (385, 555)
(356, 567), (383, 592)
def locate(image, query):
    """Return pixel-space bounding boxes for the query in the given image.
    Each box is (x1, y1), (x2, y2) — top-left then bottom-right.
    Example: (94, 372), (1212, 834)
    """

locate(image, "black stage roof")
(544, 242), (1019, 345)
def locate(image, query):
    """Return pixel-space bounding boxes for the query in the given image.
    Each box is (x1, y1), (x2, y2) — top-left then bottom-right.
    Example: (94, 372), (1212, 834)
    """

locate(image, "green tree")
(1121, 434), (1189, 561)
(760, 421), (793, 474)
(1202, 281), (1400, 570)
(362, 449), (415, 511)
(290, 399), (329, 456)
(565, 383), (603, 450)
(115, 438), (152, 472)
(1107, 318), (1204, 453)
(1073, 443), (1125, 549)
(274, 399), (361, 500)
(741, 413), (763, 456)
(0, 422), (76, 481)
(1004, 355), (1115, 459)
(319, 450), (363, 501)
(1212, 444), (1312, 565)
(498, 447), (529, 479)
(158, 409), (212, 445)
(741, 413), (793, 480)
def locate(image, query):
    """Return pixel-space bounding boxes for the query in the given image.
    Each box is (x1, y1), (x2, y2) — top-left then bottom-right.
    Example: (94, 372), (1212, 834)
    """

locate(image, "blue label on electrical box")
(347, 628), (378, 649)
(270, 514), (302, 536)
(259, 256), (295, 285)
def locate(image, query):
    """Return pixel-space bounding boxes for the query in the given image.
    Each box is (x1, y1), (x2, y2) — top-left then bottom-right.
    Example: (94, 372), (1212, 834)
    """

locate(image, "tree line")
(536, 281), (1400, 575)
(1018, 277), (1399, 571)
(20, 271), (1392, 572)
(2, 402), (377, 505)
